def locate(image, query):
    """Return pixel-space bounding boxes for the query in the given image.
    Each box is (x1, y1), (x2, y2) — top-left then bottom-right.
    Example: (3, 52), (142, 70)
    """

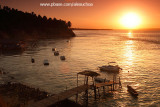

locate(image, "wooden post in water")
(93, 77), (97, 100)
(77, 74), (78, 87)
(115, 75), (117, 89)
(119, 77), (122, 88)
(76, 74), (78, 103)
(76, 93), (78, 103)
(94, 86), (97, 100)
(84, 76), (86, 84)
(85, 76), (89, 106)
(103, 86), (105, 94)
(98, 88), (100, 98)
(113, 75), (115, 91)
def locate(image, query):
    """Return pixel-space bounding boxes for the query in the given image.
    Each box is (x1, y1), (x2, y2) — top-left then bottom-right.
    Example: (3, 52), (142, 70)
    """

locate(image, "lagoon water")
(0, 30), (160, 106)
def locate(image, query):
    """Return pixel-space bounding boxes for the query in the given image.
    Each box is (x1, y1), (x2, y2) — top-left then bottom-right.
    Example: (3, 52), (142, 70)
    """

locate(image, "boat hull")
(99, 66), (121, 73)
(127, 85), (138, 97)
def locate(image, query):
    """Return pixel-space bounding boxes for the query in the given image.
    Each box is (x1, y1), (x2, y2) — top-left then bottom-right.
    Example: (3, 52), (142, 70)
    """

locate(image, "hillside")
(0, 5), (75, 40)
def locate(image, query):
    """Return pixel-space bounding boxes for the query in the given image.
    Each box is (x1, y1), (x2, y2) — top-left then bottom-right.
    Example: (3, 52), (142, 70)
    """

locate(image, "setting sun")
(120, 13), (141, 29)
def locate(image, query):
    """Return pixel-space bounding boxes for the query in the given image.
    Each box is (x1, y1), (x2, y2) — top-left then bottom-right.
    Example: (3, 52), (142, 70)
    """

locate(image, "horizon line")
(72, 28), (160, 30)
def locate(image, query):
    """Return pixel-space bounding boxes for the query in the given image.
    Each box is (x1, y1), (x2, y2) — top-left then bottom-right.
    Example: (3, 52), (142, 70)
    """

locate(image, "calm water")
(0, 30), (160, 106)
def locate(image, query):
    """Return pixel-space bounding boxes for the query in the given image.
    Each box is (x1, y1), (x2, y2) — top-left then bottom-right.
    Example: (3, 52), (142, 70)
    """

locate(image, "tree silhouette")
(0, 5), (75, 39)
(67, 21), (72, 28)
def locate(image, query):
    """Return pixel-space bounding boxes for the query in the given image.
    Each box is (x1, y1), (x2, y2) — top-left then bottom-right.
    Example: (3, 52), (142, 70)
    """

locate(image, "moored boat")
(127, 85), (138, 97)
(99, 62), (122, 73)
(43, 60), (49, 65)
(54, 51), (59, 56)
(60, 56), (66, 60)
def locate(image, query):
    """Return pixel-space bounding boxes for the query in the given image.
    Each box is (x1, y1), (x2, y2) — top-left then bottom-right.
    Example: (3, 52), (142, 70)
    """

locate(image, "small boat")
(60, 56), (66, 60)
(54, 51), (59, 56)
(127, 85), (138, 97)
(43, 60), (49, 65)
(52, 48), (56, 51)
(31, 58), (35, 63)
(66, 40), (70, 42)
(99, 62), (122, 73)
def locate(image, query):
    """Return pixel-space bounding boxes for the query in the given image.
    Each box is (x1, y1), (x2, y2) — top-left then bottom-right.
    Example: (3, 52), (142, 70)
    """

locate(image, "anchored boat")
(43, 60), (49, 65)
(54, 51), (59, 56)
(60, 56), (66, 60)
(99, 62), (122, 73)
(127, 85), (138, 97)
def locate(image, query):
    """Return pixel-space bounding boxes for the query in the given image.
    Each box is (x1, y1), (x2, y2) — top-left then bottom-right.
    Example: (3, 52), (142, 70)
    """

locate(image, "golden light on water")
(125, 41), (134, 62)
(128, 32), (133, 38)
(120, 12), (141, 29)
(123, 40), (134, 71)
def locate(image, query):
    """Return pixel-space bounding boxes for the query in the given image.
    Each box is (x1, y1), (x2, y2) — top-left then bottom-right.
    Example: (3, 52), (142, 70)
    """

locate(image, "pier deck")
(28, 71), (121, 107)
(95, 81), (119, 88)
(28, 81), (119, 107)
(28, 84), (93, 107)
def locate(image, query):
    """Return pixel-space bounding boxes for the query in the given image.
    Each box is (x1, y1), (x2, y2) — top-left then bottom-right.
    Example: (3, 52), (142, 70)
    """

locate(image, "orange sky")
(1, 0), (160, 29)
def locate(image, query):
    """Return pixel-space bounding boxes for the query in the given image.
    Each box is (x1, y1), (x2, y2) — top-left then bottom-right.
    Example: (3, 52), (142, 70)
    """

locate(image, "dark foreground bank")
(0, 82), (82, 107)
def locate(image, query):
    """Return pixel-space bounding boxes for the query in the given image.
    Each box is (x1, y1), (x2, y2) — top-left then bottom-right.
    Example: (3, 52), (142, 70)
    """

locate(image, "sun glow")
(120, 13), (141, 29)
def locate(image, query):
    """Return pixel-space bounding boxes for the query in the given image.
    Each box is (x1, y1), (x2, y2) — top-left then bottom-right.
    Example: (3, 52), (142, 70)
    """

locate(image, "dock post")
(76, 93), (78, 103)
(103, 86), (105, 94)
(94, 86), (97, 100)
(113, 75), (115, 91)
(84, 76), (86, 84)
(77, 74), (78, 87)
(85, 89), (88, 106)
(98, 88), (100, 98)
(119, 77), (122, 88)
(86, 76), (88, 85)
(85, 76), (88, 106)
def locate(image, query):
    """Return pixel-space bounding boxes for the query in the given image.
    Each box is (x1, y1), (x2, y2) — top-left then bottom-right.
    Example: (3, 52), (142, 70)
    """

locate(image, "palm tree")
(67, 21), (71, 28)
(43, 16), (47, 22)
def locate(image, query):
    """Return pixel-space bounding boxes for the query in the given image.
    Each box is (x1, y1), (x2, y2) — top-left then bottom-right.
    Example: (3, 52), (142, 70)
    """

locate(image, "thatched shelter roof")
(78, 70), (100, 77)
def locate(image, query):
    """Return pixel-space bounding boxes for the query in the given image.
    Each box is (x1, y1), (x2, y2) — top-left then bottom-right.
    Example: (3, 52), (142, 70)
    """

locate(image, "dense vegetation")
(0, 5), (75, 40)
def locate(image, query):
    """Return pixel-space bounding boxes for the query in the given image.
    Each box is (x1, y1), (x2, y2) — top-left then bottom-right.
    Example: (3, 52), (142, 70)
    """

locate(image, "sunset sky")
(0, 0), (160, 29)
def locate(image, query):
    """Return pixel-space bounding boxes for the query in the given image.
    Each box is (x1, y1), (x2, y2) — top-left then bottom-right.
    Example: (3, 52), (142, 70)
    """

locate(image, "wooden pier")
(28, 84), (93, 107)
(28, 70), (122, 107)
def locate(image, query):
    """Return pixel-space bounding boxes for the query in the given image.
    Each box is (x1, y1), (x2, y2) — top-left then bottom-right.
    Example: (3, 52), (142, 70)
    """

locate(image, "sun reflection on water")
(128, 32), (133, 38)
(123, 40), (134, 71)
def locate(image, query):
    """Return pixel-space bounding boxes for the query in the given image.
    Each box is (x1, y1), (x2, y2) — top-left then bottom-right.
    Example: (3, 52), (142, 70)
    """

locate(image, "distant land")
(72, 28), (160, 31)
(0, 5), (75, 40)
(72, 28), (112, 30)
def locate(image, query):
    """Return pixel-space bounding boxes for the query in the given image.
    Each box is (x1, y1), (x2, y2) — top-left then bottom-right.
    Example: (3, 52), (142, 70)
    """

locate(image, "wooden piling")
(113, 75), (115, 91)
(103, 86), (105, 94)
(119, 77), (122, 88)
(84, 76), (86, 84)
(85, 76), (89, 106)
(77, 74), (78, 87)
(94, 86), (97, 100)
(76, 94), (78, 103)
(98, 88), (100, 98)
